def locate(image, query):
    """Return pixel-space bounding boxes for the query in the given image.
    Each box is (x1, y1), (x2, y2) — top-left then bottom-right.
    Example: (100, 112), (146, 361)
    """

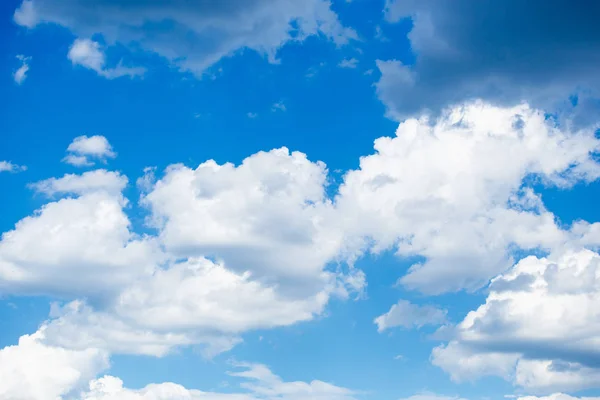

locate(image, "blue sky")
(1, 1), (600, 399)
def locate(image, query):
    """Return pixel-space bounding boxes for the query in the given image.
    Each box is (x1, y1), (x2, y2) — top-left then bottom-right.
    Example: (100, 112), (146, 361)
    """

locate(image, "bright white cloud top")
(2, 102), (600, 397)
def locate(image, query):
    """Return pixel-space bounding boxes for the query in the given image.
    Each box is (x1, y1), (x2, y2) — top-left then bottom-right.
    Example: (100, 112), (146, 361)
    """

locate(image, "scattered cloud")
(62, 135), (116, 167)
(375, 300), (447, 332)
(247, 112), (258, 118)
(0, 329), (358, 400)
(67, 38), (145, 79)
(338, 57), (359, 69)
(13, 54), (31, 84)
(0, 160), (26, 173)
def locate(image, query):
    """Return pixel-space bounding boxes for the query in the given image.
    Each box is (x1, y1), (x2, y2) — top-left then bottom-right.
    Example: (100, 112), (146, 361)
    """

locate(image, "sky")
(1, 0), (600, 399)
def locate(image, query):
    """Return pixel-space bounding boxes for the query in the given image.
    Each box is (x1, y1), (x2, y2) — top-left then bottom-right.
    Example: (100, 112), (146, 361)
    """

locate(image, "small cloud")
(194, 112), (210, 119)
(247, 112), (258, 119)
(68, 38), (145, 79)
(375, 25), (389, 42)
(306, 62), (326, 78)
(364, 69), (374, 76)
(338, 57), (359, 69)
(13, 55), (31, 85)
(62, 135), (116, 167)
(0, 160), (27, 173)
(271, 101), (286, 112)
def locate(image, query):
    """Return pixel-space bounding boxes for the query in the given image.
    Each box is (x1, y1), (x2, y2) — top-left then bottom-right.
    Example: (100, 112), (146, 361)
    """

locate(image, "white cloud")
(29, 169), (128, 197)
(519, 394), (600, 400)
(14, 0), (356, 77)
(0, 328), (357, 400)
(431, 249), (600, 393)
(335, 102), (600, 294)
(338, 58), (358, 69)
(247, 112), (258, 119)
(271, 101), (286, 112)
(0, 328), (108, 400)
(68, 38), (145, 79)
(0, 160), (27, 173)
(374, 300), (447, 332)
(0, 188), (161, 299)
(141, 147), (355, 298)
(398, 394), (468, 400)
(63, 135), (117, 167)
(38, 256), (333, 358)
(13, 54), (31, 84)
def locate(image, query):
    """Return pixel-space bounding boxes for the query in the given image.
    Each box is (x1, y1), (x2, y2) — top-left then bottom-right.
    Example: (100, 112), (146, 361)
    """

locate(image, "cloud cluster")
(335, 102), (600, 293)
(14, 0), (356, 77)
(2, 101), (600, 395)
(432, 249), (600, 393)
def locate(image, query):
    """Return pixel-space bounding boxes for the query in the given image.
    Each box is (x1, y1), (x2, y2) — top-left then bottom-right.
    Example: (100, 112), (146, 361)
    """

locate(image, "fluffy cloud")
(141, 147), (353, 297)
(68, 38), (145, 79)
(0, 148), (360, 359)
(13, 54), (31, 84)
(378, 0), (600, 120)
(0, 160), (27, 172)
(335, 102), (600, 294)
(63, 135), (117, 167)
(0, 182), (161, 299)
(14, 0), (356, 77)
(374, 300), (447, 332)
(29, 169), (128, 197)
(432, 249), (600, 393)
(38, 256), (333, 358)
(0, 329), (357, 400)
(0, 328), (108, 400)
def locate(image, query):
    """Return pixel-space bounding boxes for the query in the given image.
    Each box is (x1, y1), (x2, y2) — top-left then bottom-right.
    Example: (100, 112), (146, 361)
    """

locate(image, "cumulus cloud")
(0, 160), (27, 173)
(0, 185), (161, 299)
(335, 102), (600, 294)
(68, 38), (145, 79)
(0, 328), (108, 400)
(432, 249), (600, 393)
(2, 102), (600, 395)
(14, 0), (356, 76)
(141, 147), (353, 297)
(29, 169), (128, 197)
(38, 257), (333, 358)
(374, 300), (447, 332)
(13, 54), (31, 84)
(378, 0), (600, 120)
(63, 135), (117, 166)
(0, 329), (357, 400)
